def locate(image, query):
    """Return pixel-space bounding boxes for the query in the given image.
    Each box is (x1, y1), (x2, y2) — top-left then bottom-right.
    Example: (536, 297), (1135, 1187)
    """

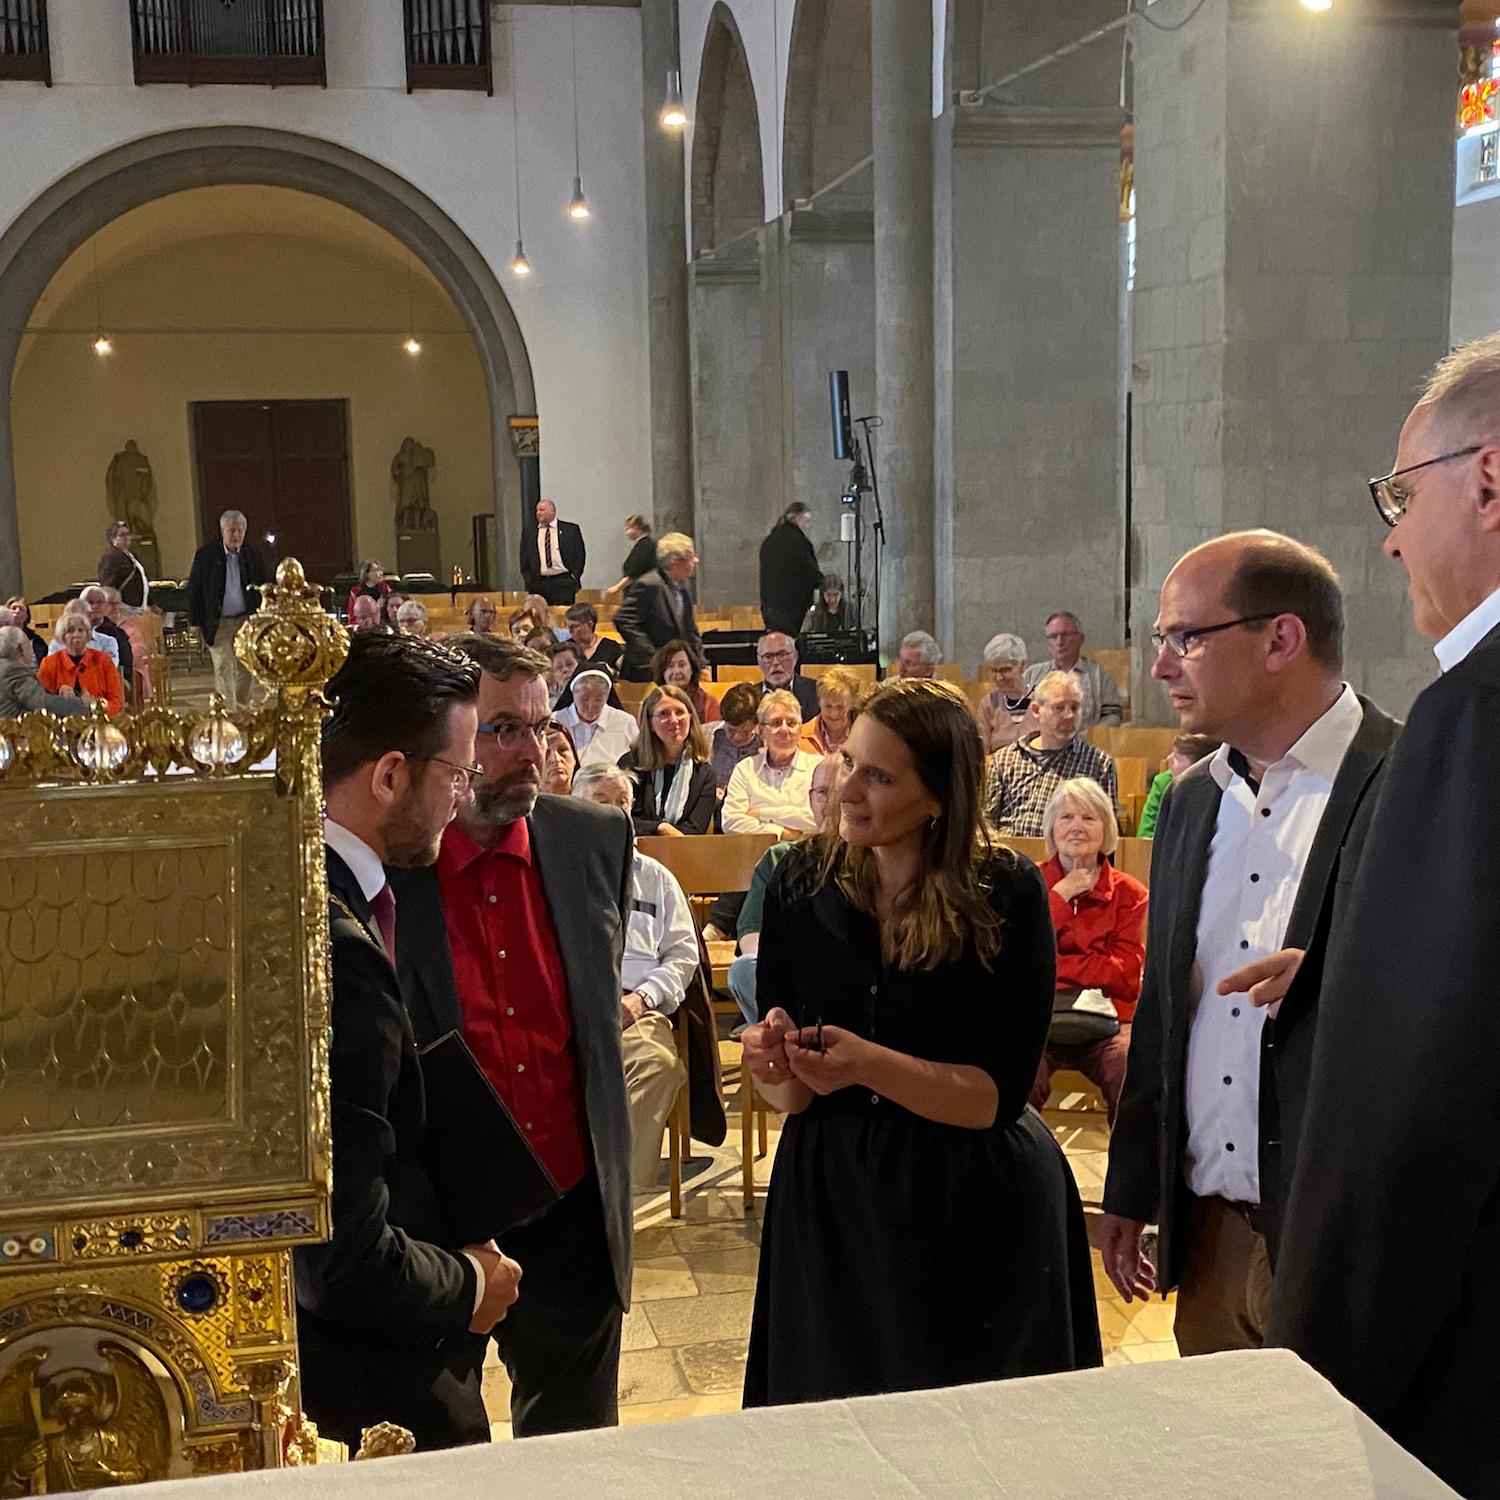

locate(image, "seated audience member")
(605, 513), (656, 600)
(572, 764), (697, 1192)
(799, 665), (863, 755)
(895, 630), (941, 679)
(0, 624), (89, 717)
(710, 681), (762, 800)
(100, 585), (149, 701)
(381, 591), (408, 631)
(803, 573), (849, 633)
(466, 597), (499, 634)
(1023, 610), (1123, 728)
(620, 684), (716, 837)
(524, 628), (555, 658)
(556, 667), (638, 767)
(651, 637), (721, 725)
(565, 602), (623, 674)
(83, 584), (132, 687)
(723, 689), (819, 835)
(5, 598), (47, 665)
(755, 632), (818, 720)
(351, 595), (384, 632)
(543, 724), (579, 795)
(345, 560), (390, 622)
(396, 598), (431, 637)
(726, 753), (839, 1025)
(523, 594), (567, 639)
(1028, 779), (1148, 1125)
(509, 605), (547, 642)
(49, 588), (123, 675)
(39, 610), (124, 717)
(1136, 733), (1220, 838)
(546, 639), (582, 709)
(975, 633), (1032, 754)
(987, 670), (1117, 838)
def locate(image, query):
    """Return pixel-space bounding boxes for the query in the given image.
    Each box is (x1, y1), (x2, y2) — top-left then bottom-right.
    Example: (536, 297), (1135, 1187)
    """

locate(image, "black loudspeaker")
(829, 370), (853, 460)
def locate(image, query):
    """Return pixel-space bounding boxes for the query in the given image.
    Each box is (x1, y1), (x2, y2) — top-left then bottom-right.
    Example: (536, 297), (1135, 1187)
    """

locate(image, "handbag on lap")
(1047, 987), (1120, 1046)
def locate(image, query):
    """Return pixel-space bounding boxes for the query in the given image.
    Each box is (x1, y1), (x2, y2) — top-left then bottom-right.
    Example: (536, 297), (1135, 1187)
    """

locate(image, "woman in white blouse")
(555, 668), (637, 767)
(723, 689), (820, 836)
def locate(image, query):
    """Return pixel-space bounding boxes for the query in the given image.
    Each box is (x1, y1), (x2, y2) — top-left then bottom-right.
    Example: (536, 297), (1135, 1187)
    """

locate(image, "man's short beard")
(380, 799), (448, 869)
(468, 770), (540, 829)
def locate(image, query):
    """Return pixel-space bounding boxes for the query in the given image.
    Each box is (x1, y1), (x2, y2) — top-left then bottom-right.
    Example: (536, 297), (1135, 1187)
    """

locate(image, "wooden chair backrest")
(637, 833), (779, 895)
(715, 664), (763, 684)
(1090, 648), (1131, 696)
(959, 680), (991, 708)
(802, 662), (877, 682)
(1114, 756), (1149, 802)
(616, 680), (652, 716)
(1087, 725), (1179, 773)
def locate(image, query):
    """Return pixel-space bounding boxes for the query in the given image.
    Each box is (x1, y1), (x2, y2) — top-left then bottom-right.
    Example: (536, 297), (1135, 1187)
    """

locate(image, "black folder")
(417, 1031), (562, 1245)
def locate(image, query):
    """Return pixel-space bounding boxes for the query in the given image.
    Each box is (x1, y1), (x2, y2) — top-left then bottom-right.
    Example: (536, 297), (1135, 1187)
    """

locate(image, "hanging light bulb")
(1299, 0), (1332, 10)
(507, 20), (534, 280)
(511, 240), (532, 277)
(403, 336), (423, 355)
(660, 69), (687, 129)
(567, 176), (592, 221)
(92, 334), (113, 356)
(566, 6), (593, 223)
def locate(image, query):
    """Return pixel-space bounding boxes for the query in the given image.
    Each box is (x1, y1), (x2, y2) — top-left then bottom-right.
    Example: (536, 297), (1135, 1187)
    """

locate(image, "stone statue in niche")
(106, 440), (162, 577)
(392, 438), (437, 533)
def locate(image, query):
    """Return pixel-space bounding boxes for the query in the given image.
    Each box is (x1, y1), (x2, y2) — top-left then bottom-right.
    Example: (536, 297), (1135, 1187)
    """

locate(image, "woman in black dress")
(741, 678), (1101, 1406)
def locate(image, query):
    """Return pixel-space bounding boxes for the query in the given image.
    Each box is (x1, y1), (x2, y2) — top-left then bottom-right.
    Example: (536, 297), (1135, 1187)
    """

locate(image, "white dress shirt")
(1434, 583), (1500, 673)
(556, 702), (638, 768)
(1183, 685), (1363, 1205)
(622, 852), (699, 1015)
(537, 521), (566, 576)
(323, 817), (486, 1313)
(723, 749), (819, 835)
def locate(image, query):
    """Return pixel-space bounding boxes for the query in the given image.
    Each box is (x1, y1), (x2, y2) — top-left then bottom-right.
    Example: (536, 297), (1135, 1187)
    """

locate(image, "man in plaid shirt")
(986, 670), (1118, 836)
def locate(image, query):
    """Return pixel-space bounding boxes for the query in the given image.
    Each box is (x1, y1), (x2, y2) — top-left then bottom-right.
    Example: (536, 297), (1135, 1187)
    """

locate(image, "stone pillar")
(871, 0), (935, 654)
(640, 0), (695, 539)
(1131, 0), (1457, 719)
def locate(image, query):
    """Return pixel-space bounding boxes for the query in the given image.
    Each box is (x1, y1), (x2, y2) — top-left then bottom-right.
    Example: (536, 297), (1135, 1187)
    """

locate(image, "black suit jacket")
(1270, 629), (1500, 1500)
(758, 520), (822, 637)
(614, 569), (701, 681)
(97, 618), (133, 691)
(763, 672), (820, 722)
(388, 795), (636, 1310)
(185, 538), (270, 645)
(520, 519), (587, 591)
(294, 849), (487, 1451)
(1103, 695), (1400, 1289)
(621, 752), (717, 836)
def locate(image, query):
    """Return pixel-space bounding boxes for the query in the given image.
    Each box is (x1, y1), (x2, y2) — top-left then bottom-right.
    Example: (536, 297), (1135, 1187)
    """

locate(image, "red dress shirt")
(436, 820), (589, 1192)
(1041, 855), (1149, 1021)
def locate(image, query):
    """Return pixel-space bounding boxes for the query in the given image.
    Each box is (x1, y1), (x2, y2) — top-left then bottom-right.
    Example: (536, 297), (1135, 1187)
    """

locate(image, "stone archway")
(0, 126), (536, 597)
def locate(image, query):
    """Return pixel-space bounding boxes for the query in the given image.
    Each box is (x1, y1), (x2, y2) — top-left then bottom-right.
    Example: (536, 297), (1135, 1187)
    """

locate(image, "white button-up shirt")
(537, 522), (566, 576)
(1183, 685), (1363, 1205)
(622, 852), (699, 1015)
(1434, 583), (1500, 673)
(722, 749), (819, 835)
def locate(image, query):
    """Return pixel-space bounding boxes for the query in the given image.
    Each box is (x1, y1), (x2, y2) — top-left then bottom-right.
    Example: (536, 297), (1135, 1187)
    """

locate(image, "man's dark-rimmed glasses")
(1368, 445), (1488, 528)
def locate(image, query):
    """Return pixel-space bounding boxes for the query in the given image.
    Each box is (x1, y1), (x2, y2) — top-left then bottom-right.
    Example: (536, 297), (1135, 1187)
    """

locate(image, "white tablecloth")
(92, 1350), (1456, 1499)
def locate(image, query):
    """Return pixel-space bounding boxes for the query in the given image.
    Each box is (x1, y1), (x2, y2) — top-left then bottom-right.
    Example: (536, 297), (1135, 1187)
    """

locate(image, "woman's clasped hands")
(742, 1007), (872, 1095)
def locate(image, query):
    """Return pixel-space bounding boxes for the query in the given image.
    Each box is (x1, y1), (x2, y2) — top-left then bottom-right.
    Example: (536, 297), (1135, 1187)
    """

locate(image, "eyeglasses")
(477, 716), (554, 749)
(414, 753), (486, 791)
(758, 649), (794, 662)
(1368, 444), (1489, 527)
(1150, 614), (1280, 659)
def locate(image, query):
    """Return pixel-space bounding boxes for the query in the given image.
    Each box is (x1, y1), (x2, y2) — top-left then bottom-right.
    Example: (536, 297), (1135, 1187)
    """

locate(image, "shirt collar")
(439, 816), (532, 876)
(1208, 683), (1362, 791)
(323, 818), (386, 903)
(1434, 584), (1500, 673)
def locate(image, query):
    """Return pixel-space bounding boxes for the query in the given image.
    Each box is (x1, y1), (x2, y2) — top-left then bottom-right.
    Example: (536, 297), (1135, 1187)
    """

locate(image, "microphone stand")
(854, 415), (885, 658)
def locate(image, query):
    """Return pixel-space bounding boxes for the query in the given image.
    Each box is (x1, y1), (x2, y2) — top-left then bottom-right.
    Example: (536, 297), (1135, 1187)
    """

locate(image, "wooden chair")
(616, 680), (651, 717)
(959, 679), (990, 708)
(1114, 756), (1149, 836)
(1088, 725), (1179, 773)
(714, 664), (763, 685)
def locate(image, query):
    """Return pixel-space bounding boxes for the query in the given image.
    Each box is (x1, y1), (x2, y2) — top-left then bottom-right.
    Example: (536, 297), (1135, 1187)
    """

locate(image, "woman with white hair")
(395, 598), (430, 637)
(975, 632), (1032, 753)
(1028, 777), (1147, 1125)
(38, 610), (124, 717)
(722, 689), (819, 836)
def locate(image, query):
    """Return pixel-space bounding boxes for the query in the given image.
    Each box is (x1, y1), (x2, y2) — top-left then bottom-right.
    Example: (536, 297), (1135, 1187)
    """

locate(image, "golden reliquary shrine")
(0, 560), (375, 1492)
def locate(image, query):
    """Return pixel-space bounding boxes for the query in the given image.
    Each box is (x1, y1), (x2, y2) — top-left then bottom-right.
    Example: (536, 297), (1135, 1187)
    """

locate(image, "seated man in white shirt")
(572, 764), (698, 1192)
(722, 689), (819, 835)
(554, 667), (637, 768)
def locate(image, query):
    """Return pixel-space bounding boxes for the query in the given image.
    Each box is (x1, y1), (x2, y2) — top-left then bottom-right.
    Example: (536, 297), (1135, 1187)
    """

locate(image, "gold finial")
(354, 1422), (416, 1460)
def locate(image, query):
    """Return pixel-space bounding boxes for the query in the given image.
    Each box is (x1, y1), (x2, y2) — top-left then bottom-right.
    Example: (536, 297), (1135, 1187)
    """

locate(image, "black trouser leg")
(535, 574), (579, 606)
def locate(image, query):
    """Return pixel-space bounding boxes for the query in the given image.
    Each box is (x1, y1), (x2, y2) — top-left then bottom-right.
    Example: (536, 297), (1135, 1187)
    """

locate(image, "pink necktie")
(369, 883), (397, 967)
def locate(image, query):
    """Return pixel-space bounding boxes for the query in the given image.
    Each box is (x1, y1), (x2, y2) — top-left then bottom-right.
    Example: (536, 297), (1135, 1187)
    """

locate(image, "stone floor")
(482, 1051), (1177, 1440)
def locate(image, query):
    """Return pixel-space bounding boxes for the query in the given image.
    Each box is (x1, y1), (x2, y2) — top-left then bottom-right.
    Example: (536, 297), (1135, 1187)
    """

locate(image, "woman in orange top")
(799, 664), (864, 755)
(39, 610), (124, 717)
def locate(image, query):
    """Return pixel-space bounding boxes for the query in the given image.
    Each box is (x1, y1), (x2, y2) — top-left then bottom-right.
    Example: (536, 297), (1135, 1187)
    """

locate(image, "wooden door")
(193, 400), (351, 591)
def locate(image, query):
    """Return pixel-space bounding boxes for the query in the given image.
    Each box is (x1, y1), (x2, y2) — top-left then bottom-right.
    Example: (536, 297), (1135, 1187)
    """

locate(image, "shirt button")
(1231, 1007), (1241, 1018)
(1260, 808), (1271, 818)
(497, 950), (507, 960)
(869, 985), (878, 996)
(516, 1063), (525, 1074)
(524, 1122), (533, 1131)
(505, 1007), (515, 1017)
(1249, 873), (1260, 884)
(1223, 1075), (1232, 1085)
(870, 1093), (880, 1105)
(488, 894), (497, 904)
(1239, 940), (1249, 950)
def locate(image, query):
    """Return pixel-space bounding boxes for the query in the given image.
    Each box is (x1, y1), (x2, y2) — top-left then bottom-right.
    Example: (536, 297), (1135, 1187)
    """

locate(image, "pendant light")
(90, 239), (112, 356)
(567, 4), (591, 220)
(402, 253), (422, 355)
(660, 68), (687, 129)
(508, 17), (532, 276)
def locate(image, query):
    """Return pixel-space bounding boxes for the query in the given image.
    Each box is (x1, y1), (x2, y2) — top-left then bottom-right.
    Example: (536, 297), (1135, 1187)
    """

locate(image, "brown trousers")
(1174, 1194), (1275, 1356)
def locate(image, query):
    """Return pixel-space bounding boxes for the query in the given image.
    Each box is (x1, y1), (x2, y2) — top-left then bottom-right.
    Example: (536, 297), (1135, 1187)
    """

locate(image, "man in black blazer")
(520, 498), (587, 605)
(388, 633), (634, 1438)
(755, 631), (820, 720)
(615, 531), (702, 681)
(1101, 531), (1399, 1358)
(296, 632), (521, 1451)
(758, 503), (821, 637)
(1268, 341), (1500, 1500)
(185, 509), (270, 710)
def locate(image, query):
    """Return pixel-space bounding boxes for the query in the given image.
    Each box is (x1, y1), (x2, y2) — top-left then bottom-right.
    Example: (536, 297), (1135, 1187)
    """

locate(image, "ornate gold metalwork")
(354, 1423), (416, 1461)
(0, 558), (346, 1489)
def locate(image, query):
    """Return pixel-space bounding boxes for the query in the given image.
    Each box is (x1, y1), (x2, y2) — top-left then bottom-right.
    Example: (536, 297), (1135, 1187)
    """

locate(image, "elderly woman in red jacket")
(1028, 776), (1147, 1125)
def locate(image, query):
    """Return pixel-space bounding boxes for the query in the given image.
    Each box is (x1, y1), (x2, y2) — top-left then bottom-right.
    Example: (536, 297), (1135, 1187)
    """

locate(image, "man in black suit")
(758, 502), (821, 638)
(1268, 339), (1500, 1499)
(615, 531), (701, 681)
(297, 632), (522, 1451)
(388, 633), (634, 1438)
(755, 631), (819, 720)
(1101, 531), (1399, 1358)
(520, 498), (587, 606)
(186, 509), (270, 710)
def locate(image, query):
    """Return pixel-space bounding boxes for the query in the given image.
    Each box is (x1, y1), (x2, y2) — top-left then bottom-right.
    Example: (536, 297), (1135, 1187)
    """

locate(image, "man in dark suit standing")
(186, 509), (270, 710)
(297, 632), (522, 1451)
(1101, 531), (1398, 1357)
(389, 633), (634, 1438)
(615, 531), (701, 681)
(520, 498), (587, 606)
(1268, 339), (1500, 1500)
(758, 502), (821, 638)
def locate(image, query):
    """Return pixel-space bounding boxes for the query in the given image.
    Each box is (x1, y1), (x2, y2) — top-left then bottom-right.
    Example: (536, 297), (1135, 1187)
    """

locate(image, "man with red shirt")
(390, 634), (634, 1438)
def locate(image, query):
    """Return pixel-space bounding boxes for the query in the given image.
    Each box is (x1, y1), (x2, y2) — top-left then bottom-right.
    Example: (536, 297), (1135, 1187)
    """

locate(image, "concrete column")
(1131, 0), (1457, 719)
(640, 0), (695, 538)
(871, 0), (935, 654)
